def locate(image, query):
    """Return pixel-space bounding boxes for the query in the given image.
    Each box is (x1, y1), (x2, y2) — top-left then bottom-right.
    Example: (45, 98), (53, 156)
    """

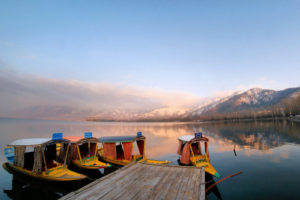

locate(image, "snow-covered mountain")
(188, 91), (242, 117)
(88, 87), (300, 121)
(187, 87), (300, 118)
(137, 107), (190, 121)
(88, 107), (190, 121)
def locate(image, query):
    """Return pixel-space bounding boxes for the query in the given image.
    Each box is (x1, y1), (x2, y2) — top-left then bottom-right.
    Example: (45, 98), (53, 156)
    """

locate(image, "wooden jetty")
(60, 162), (205, 200)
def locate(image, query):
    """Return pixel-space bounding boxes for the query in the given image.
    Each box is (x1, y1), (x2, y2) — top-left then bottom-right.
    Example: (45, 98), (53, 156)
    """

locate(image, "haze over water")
(1, 119), (300, 200)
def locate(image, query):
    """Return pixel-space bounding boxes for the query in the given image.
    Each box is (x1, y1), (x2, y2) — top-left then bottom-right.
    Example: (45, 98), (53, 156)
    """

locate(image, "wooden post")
(64, 144), (70, 166)
(143, 139), (145, 156)
(190, 144), (195, 161)
(199, 167), (205, 200)
(205, 141), (209, 160)
(77, 145), (82, 162)
(198, 141), (202, 155)
(94, 143), (98, 161)
(132, 142), (135, 160)
(88, 142), (90, 157)
(41, 146), (48, 174)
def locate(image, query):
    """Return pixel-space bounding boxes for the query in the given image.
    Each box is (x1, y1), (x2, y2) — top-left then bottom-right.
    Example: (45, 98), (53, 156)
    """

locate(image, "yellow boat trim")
(143, 159), (171, 165)
(7, 163), (86, 181)
(72, 156), (111, 170)
(190, 154), (219, 177)
(101, 157), (131, 166)
(98, 145), (170, 166)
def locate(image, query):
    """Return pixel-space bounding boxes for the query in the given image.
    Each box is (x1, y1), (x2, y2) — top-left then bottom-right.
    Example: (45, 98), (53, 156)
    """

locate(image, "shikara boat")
(177, 133), (220, 178)
(64, 132), (111, 170)
(4, 133), (86, 181)
(98, 132), (170, 166)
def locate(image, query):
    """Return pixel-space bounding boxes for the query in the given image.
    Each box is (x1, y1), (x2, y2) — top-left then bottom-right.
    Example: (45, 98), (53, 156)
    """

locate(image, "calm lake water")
(1, 119), (300, 200)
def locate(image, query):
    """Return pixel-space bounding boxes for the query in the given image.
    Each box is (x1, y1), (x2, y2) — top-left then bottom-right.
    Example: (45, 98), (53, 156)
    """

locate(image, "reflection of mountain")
(2, 119), (300, 157)
(199, 121), (300, 150)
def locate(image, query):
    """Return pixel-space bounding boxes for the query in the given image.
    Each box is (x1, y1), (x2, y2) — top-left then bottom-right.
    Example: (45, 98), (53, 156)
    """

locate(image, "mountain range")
(89, 87), (300, 122)
(187, 87), (300, 118)
(1, 68), (299, 122)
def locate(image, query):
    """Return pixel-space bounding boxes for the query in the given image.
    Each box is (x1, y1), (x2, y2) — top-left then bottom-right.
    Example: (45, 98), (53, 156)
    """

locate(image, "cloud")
(0, 64), (202, 121)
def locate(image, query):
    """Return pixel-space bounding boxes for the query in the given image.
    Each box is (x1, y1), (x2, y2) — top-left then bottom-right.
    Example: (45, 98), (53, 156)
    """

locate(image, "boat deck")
(60, 162), (205, 200)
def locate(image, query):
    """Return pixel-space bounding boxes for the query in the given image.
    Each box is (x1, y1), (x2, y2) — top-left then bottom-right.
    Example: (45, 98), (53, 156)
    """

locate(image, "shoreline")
(87, 116), (300, 123)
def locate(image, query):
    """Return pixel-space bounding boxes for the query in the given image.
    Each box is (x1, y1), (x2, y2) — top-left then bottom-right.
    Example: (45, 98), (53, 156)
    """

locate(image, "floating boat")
(177, 133), (220, 178)
(64, 132), (111, 170)
(98, 132), (170, 166)
(4, 133), (86, 181)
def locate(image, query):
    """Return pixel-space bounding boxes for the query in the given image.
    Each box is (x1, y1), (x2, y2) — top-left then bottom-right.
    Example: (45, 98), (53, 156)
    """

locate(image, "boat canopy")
(178, 134), (208, 143)
(99, 135), (145, 143)
(8, 133), (70, 174)
(178, 135), (194, 142)
(64, 136), (83, 142)
(100, 132), (145, 161)
(9, 138), (51, 146)
(64, 136), (98, 144)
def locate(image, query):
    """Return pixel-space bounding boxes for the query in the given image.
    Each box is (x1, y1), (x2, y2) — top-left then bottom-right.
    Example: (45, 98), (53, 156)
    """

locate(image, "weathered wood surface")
(60, 162), (205, 200)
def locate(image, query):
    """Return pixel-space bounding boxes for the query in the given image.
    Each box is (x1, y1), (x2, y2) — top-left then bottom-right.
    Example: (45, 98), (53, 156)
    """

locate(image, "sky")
(1, 0), (300, 120)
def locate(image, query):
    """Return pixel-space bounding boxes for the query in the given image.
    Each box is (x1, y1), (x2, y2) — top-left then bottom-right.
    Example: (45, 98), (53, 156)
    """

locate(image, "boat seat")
(192, 144), (201, 155)
(44, 160), (58, 169)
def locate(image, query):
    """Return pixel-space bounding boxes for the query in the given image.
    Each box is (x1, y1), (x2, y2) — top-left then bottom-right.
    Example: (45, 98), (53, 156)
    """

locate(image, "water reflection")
(206, 173), (222, 200)
(2, 163), (81, 200)
(200, 121), (300, 150)
(1, 119), (300, 200)
(2, 120), (300, 157)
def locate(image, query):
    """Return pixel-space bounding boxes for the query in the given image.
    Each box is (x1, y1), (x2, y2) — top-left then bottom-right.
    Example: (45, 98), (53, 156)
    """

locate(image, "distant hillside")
(186, 87), (300, 121)
(200, 87), (299, 114)
(88, 86), (300, 122)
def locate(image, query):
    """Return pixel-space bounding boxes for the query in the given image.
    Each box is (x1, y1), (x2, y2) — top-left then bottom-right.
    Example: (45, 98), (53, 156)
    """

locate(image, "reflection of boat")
(64, 132), (111, 170)
(98, 132), (170, 166)
(177, 133), (220, 178)
(205, 173), (222, 200)
(4, 133), (86, 181)
(2, 162), (85, 200)
(3, 173), (64, 200)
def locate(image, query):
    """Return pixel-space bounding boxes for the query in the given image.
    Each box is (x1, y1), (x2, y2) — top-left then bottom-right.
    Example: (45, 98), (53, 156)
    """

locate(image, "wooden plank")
(100, 164), (153, 199)
(59, 163), (206, 200)
(190, 168), (201, 200)
(175, 166), (195, 200)
(120, 164), (163, 200)
(96, 163), (148, 199)
(164, 167), (186, 200)
(147, 166), (173, 198)
(199, 167), (205, 200)
(151, 167), (177, 199)
(60, 162), (138, 200)
(131, 165), (167, 200)
(83, 163), (146, 199)
(189, 168), (201, 200)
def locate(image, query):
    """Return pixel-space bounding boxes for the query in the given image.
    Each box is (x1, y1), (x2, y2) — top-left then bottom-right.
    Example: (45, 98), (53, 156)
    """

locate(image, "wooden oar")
(206, 171), (242, 192)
